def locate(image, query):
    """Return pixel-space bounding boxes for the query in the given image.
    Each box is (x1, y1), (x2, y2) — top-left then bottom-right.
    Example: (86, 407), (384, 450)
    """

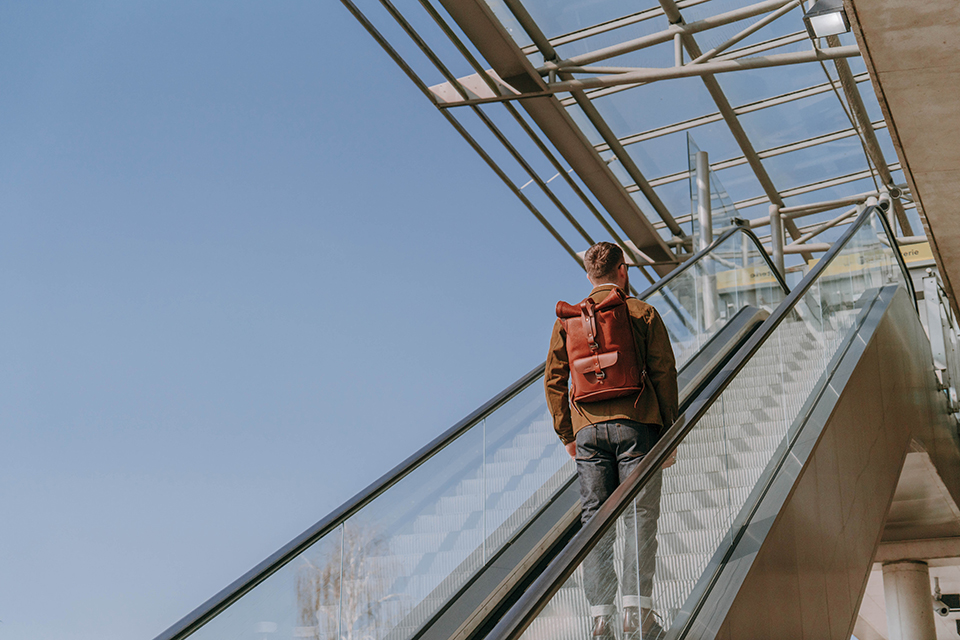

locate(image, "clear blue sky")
(0, 3), (589, 639)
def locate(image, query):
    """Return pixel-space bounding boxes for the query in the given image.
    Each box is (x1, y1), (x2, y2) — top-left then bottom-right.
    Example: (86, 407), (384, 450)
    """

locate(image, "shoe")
(591, 615), (615, 639)
(641, 618), (665, 640)
(639, 610), (665, 640)
(623, 606), (640, 635)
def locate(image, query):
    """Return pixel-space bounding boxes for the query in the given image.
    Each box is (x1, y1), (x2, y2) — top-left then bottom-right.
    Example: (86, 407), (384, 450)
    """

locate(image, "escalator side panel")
(412, 309), (769, 640)
(686, 287), (944, 640)
(154, 225), (786, 640)
(418, 482), (581, 640)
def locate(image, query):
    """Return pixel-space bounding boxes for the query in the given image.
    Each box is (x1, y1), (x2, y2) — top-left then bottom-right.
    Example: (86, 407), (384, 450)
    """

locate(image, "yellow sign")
(716, 264), (778, 292)
(714, 242), (930, 293)
(807, 242), (933, 273)
(899, 241), (933, 264)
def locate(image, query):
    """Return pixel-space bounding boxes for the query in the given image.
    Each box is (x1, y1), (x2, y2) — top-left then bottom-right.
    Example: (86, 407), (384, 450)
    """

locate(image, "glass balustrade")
(513, 207), (907, 640)
(648, 227), (785, 367)
(162, 228), (787, 640)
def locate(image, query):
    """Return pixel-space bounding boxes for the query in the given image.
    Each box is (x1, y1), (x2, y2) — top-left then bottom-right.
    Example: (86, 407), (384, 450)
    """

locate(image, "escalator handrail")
(487, 203), (912, 640)
(635, 224), (790, 300)
(154, 225), (790, 640)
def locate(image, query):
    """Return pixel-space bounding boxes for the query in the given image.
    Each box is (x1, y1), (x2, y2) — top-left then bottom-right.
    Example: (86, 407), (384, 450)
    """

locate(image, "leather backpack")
(556, 287), (645, 404)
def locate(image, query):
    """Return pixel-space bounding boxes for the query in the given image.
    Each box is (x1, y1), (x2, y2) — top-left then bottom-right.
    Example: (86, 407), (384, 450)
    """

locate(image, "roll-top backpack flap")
(594, 286), (627, 310)
(556, 300), (580, 318)
(555, 288), (645, 404)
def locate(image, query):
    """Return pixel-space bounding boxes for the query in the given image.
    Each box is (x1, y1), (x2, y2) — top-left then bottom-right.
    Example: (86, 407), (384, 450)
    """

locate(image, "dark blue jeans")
(576, 420), (662, 615)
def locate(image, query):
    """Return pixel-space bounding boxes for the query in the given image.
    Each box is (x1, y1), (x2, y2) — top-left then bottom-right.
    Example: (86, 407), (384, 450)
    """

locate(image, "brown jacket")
(545, 284), (679, 444)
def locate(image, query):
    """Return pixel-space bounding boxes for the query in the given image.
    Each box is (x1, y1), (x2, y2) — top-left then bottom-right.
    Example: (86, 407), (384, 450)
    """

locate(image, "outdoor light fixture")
(802, 0), (851, 39)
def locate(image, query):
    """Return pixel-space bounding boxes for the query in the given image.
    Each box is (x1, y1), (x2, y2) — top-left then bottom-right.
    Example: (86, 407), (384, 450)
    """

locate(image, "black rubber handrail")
(154, 224), (789, 640)
(636, 224), (790, 300)
(487, 203), (913, 640)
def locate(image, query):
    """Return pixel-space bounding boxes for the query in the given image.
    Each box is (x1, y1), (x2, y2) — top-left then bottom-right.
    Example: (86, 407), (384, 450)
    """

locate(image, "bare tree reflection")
(297, 524), (401, 640)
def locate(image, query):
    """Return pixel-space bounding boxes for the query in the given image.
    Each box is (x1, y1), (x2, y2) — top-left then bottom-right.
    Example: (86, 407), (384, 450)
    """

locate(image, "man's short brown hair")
(584, 242), (624, 280)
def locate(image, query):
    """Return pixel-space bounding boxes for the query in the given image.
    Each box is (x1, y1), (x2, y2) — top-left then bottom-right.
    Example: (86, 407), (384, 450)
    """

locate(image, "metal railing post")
(769, 203), (785, 276)
(925, 275), (948, 384)
(697, 151), (718, 327)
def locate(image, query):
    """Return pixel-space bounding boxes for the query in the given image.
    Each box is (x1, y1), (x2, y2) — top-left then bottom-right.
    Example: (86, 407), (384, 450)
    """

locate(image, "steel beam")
(541, 0), (795, 70)
(546, 46), (861, 91)
(501, 0), (686, 239)
(697, 151), (719, 327)
(824, 34), (913, 235)
(655, 0), (814, 263)
(598, 72), (871, 147)
(519, 0), (711, 55)
(657, 188), (890, 231)
(646, 121), (887, 188)
(687, 0), (801, 66)
(565, 30), (811, 106)
(769, 204), (786, 273)
(778, 189), (886, 215)
(791, 205), (862, 245)
(759, 242), (832, 254)
(338, 0), (584, 266)
(437, 0), (679, 273)
(733, 163), (902, 210)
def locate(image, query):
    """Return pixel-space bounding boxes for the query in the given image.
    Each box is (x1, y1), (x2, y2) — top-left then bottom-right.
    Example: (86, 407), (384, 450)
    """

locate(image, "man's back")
(543, 242), (679, 639)
(545, 283), (678, 446)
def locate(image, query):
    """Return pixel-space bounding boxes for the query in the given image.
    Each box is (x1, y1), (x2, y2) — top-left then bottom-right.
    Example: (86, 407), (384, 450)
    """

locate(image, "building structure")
(155, 1), (960, 639)
(340, 1), (960, 637)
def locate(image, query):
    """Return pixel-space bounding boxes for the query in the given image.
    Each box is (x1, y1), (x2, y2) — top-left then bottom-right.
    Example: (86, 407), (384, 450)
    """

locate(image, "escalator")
(154, 226), (788, 640)
(487, 205), (939, 640)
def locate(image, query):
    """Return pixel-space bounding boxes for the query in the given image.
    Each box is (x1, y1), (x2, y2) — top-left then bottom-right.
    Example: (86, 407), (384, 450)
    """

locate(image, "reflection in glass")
(189, 527), (343, 640)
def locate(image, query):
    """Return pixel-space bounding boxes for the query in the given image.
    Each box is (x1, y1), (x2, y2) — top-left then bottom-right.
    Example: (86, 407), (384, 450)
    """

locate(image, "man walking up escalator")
(545, 242), (678, 639)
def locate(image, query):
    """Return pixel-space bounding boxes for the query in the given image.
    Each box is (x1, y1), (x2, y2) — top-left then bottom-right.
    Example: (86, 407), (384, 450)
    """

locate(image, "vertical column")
(696, 151), (718, 328)
(741, 231), (756, 307)
(769, 203), (785, 277)
(882, 560), (937, 640)
(924, 275), (948, 386)
(696, 151), (713, 252)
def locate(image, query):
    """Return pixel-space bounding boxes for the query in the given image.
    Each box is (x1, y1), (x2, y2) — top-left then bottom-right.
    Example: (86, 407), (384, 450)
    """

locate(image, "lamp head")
(802, 0), (851, 39)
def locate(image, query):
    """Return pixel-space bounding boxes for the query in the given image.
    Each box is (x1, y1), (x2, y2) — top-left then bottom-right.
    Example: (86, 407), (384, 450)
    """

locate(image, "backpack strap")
(578, 299), (605, 380)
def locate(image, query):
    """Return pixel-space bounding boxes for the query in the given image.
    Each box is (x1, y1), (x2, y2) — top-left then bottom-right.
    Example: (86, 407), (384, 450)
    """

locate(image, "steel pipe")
(688, 0), (801, 66)
(541, 0), (795, 70)
(697, 151), (719, 328)
(546, 46), (861, 91)
(769, 203), (785, 274)
(824, 34), (913, 235)
(521, 0), (712, 54)
(792, 205), (861, 245)
(782, 242), (831, 253)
